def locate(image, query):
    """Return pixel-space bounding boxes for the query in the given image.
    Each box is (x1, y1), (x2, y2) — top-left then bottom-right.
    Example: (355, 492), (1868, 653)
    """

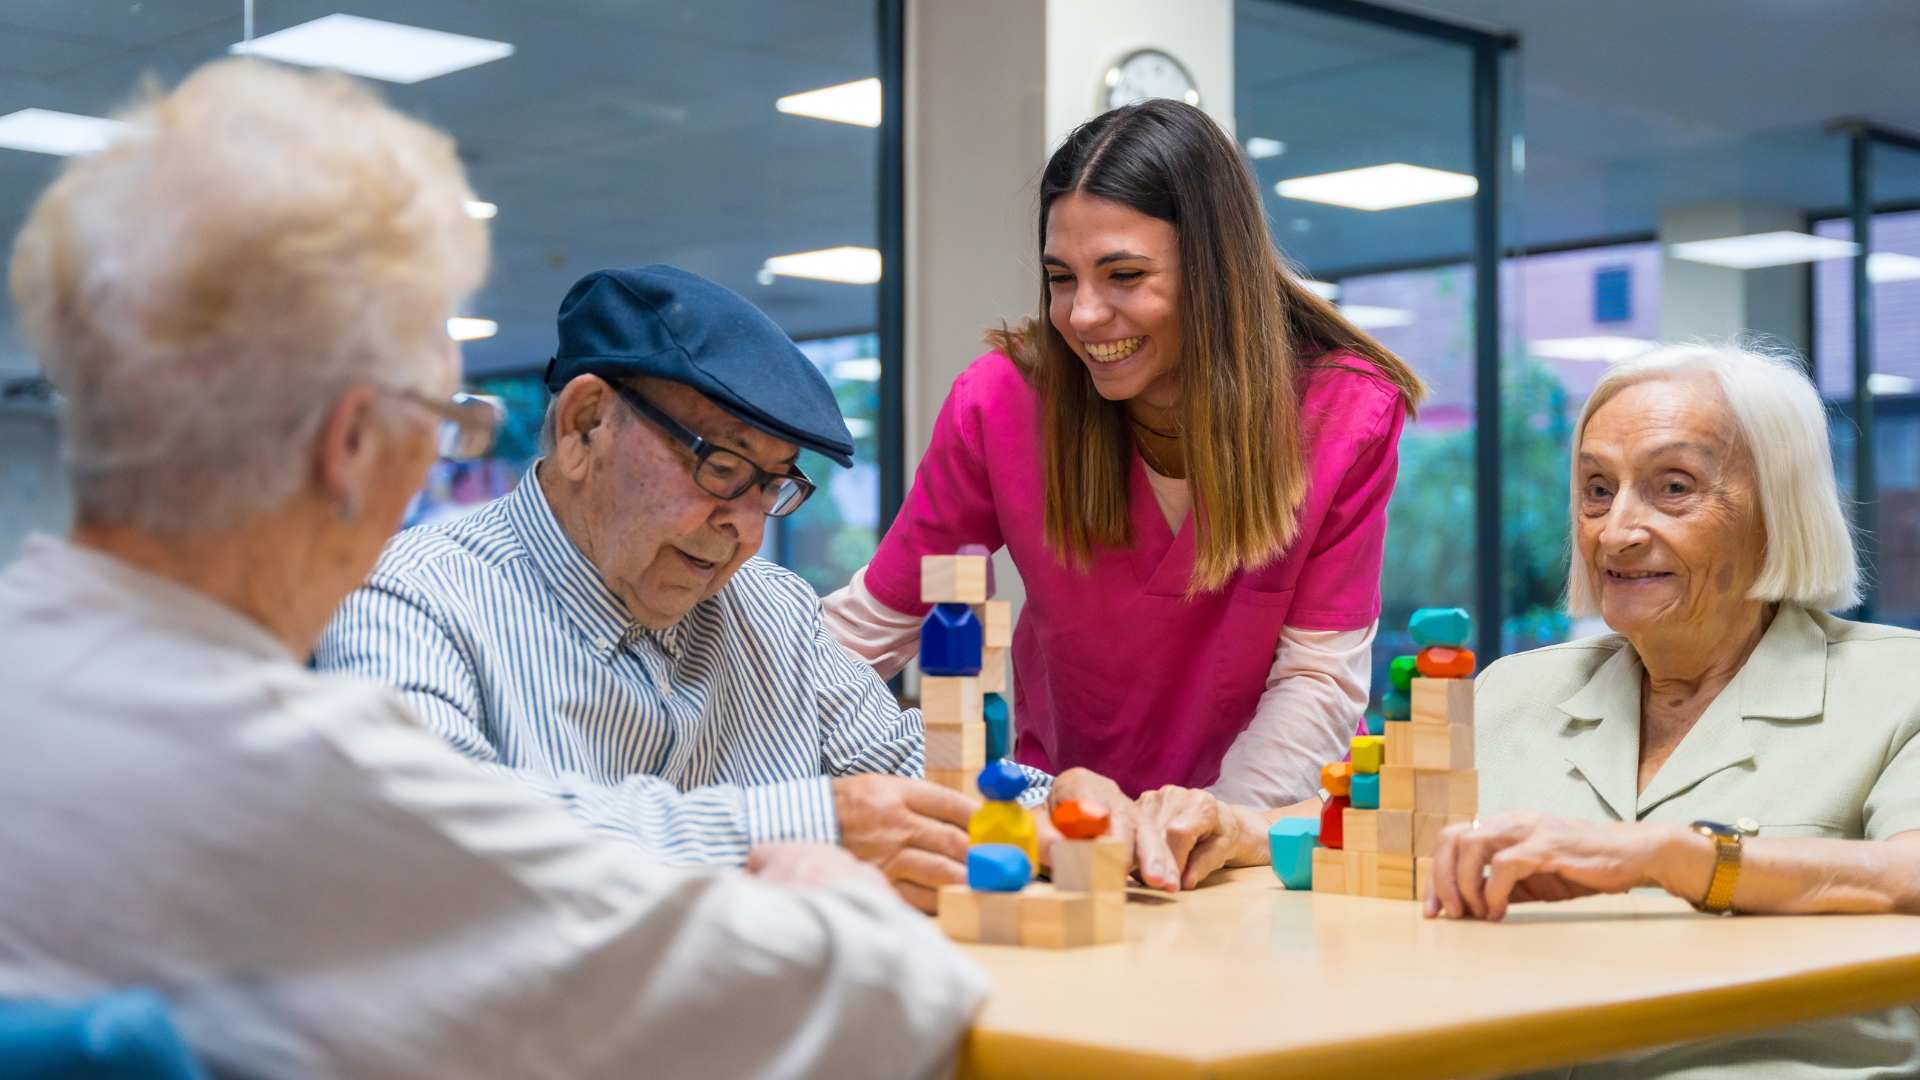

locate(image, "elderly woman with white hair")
(0, 59), (984, 1078)
(1431, 342), (1920, 1077)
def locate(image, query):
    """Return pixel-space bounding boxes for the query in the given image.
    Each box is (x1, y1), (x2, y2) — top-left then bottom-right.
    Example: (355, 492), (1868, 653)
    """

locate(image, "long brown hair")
(988, 100), (1425, 595)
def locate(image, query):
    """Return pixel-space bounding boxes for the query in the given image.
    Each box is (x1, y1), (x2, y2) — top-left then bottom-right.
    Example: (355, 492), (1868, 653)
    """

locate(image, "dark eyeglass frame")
(608, 381), (816, 518)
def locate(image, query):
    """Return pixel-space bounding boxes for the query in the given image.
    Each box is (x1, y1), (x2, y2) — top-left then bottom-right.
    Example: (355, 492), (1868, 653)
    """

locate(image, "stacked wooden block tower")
(1268, 607), (1479, 901)
(921, 551), (1126, 948)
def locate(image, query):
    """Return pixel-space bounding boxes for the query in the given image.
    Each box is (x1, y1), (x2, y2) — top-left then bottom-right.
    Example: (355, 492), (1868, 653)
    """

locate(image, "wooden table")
(956, 867), (1920, 1079)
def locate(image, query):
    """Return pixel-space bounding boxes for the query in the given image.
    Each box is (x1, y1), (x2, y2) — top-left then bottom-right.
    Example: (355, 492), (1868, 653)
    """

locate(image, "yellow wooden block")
(1414, 811), (1474, 855)
(1373, 853), (1416, 900)
(925, 768), (975, 793)
(1411, 678), (1474, 727)
(1051, 839), (1128, 893)
(1311, 846), (1348, 894)
(921, 675), (981, 728)
(979, 647), (1007, 694)
(1343, 808), (1379, 853)
(975, 601), (1012, 648)
(924, 722), (985, 773)
(970, 800), (1039, 866)
(1350, 735), (1385, 774)
(1380, 765), (1416, 811)
(937, 884), (981, 941)
(1020, 885), (1099, 948)
(1377, 809), (1413, 855)
(922, 555), (988, 604)
(1414, 769), (1479, 817)
(1410, 723), (1474, 770)
(1384, 722), (1414, 767)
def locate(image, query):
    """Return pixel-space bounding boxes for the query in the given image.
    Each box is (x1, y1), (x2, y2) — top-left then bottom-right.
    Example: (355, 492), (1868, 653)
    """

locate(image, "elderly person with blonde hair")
(1431, 342), (1920, 1077)
(0, 59), (983, 1078)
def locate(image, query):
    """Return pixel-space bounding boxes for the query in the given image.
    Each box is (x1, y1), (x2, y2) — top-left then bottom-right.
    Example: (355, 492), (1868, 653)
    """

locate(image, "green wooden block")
(1389, 655), (1418, 692)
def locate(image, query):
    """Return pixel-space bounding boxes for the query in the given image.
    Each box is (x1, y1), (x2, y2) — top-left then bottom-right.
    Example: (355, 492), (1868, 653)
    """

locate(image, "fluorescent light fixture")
(1529, 336), (1656, 363)
(1299, 279), (1340, 301)
(776, 78), (881, 128)
(464, 200), (498, 220)
(1667, 231), (1858, 270)
(1870, 373), (1917, 396)
(1869, 252), (1920, 283)
(831, 358), (883, 382)
(231, 14), (513, 84)
(1246, 137), (1285, 160)
(1275, 163), (1478, 211)
(0, 108), (128, 156)
(1339, 305), (1414, 330)
(762, 246), (881, 285)
(447, 317), (498, 342)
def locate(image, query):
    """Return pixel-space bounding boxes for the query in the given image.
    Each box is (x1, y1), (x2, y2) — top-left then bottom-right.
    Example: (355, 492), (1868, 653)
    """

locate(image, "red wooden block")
(1051, 799), (1111, 839)
(1416, 645), (1476, 679)
(1320, 761), (1352, 797)
(1319, 794), (1350, 850)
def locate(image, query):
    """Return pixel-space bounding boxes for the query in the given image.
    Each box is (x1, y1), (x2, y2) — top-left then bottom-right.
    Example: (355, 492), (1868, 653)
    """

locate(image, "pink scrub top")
(866, 352), (1406, 797)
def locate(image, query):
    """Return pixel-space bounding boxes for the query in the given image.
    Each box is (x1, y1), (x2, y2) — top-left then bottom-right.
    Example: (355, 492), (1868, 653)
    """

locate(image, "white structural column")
(1658, 201), (1812, 355)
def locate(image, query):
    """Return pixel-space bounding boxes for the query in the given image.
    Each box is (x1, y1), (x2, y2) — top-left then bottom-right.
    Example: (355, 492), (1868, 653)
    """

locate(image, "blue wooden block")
(983, 692), (1011, 760)
(1351, 771), (1380, 809)
(1409, 607), (1471, 649)
(1268, 818), (1320, 889)
(968, 843), (1032, 891)
(920, 603), (983, 675)
(976, 759), (1028, 801)
(1381, 688), (1411, 722)
(1363, 713), (1385, 737)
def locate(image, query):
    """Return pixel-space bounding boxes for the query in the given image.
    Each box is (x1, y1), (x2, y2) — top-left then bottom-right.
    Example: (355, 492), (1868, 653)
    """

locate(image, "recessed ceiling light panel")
(447, 317), (498, 342)
(762, 246), (882, 285)
(1529, 336), (1656, 363)
(1667, 231), (1858, 270)
(0, 109), (129, 156)
(776, 78), (881, 128)
(1339, 305), (1414, 330)
(1276, 163), (1478, 211)
(231, 14), (514, 84)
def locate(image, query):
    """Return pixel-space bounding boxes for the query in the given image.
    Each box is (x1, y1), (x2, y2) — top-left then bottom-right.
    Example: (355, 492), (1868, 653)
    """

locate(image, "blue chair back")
(0, 990), (207, 1079)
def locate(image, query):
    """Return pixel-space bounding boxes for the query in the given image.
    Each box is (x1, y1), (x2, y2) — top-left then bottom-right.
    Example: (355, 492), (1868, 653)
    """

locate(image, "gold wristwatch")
(1689, 820), (1745, 916)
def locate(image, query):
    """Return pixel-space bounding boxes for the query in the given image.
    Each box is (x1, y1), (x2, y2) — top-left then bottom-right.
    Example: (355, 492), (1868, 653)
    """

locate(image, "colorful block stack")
(1289, 607), (1479, 901)
(918, 551), (1011, 792)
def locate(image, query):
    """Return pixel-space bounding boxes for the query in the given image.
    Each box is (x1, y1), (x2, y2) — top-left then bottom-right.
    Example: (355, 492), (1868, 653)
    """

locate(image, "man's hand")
(832, 774), (979, 913)
(747, 842), (893, 898)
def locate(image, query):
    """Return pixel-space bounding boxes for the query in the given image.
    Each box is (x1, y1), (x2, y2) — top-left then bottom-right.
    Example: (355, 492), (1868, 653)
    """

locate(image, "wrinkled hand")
(1425, 811), (1686, 922)
(832, 774), (979, 913)
(1132, 785), (1269, 891)
(1046, 767), (1137, 870)
(747, 842), (892, 897)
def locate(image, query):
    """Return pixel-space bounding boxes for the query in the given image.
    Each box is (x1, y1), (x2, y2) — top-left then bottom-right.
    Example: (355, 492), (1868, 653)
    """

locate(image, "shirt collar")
(1555, 604), (1827, 820)
(503, 464), (639, 661)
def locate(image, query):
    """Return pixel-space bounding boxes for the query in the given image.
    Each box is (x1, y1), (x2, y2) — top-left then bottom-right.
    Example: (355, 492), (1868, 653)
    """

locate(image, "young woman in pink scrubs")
(825, 100), (1423, 890)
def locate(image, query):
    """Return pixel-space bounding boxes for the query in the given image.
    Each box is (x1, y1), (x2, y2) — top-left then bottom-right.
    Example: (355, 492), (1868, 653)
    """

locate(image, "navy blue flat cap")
(543, 265), (855, 467)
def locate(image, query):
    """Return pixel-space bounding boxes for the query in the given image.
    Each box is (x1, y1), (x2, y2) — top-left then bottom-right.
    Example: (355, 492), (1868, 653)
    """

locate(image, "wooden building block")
(1411, 678), (1475, 727)
(938, 884), (1024, 943)
(920, 676), (982, 727)
(1409, 606), (1471, 649)
(1384, 722), (1414, 767)
(1381, 687), (1411, 722)
(978, 646), (1007, 693)
(1377, 809), (1413, 855)
(924, 721), (985, 773)
(937, 884), (980, 941)
(1410, 723), (1474, 770)
(1414, 812), (1474, 856)
(1350, 771), (1380, 809)
(1389, 655), (1418, 692)
(1342, 808), (1379, 853)
(1019, 886), (1100, 948)
(1268, 818), (1320, 889)
(975, 600), (1011, 648)
(970, 803), (1039, 867)
(1350, 735), (1385, 774)
(1373, 853), (1416, 900)
(1414, 769), (1479, 817)
(1416, 645), (1476, 679)
(1311, 846), (1348, 894)
(1354, 851), (1380, 897)
(1380, 765), (1416, 811)
(1416, 856), (1435, 901)
(1319, 794), (1349, 849)
(922, 555), (989, 604)
(1051, 799), (1111, 839)
(1091, 891), (1124, 944)
(982, 693), (1011, 760)
(1051, 838), (1128, 893)
(925, 768), (974, 793)
(919, 603), (983, 675)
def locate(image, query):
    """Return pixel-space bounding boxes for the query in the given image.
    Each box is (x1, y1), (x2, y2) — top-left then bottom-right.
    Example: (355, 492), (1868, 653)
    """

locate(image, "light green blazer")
(1477, 604), (1920, 1079)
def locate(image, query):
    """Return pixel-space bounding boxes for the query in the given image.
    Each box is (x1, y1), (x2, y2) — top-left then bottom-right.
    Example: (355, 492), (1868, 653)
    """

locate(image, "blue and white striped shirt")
(316, 470), (953, 866)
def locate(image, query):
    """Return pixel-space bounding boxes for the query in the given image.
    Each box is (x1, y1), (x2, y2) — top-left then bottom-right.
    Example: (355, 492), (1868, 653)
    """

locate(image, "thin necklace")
(1128, 414), (1182, 440)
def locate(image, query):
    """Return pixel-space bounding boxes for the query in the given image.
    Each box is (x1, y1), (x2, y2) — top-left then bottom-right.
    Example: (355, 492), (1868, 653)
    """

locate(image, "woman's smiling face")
(1043, 191), (1183, 409)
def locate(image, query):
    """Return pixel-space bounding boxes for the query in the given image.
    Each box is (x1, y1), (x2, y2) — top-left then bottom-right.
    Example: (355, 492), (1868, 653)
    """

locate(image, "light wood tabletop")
(954, 867), (1920, 1079)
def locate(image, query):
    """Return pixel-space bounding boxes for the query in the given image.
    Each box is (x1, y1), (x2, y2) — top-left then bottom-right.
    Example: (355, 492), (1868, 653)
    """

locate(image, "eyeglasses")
(608, 382), (816, 518)
(392, 389), (506, 460)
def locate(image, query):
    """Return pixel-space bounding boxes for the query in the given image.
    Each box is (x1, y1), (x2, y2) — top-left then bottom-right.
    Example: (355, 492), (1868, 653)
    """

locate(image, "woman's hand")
(1131, 786), (1272, 891)
(1425, 811), (1700, 921)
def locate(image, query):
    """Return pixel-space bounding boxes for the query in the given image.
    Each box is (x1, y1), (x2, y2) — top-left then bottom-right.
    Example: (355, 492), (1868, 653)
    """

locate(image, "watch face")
(1690, 819), (1738, 837)
(1105, 49), (1199, 111)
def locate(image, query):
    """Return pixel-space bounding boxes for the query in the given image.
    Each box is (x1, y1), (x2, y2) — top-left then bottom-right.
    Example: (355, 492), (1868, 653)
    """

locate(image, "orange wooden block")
(1051, 799), (1111, 839)
(1320, 760), (1353, 797)
(1416, 645), (1476, 679)
(1380, 765), (1416, 811)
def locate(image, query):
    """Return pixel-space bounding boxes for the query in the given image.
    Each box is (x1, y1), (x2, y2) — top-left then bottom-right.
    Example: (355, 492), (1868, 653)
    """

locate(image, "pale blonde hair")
(1566, 341), (1861, 615)
(9, 58), (487, 532)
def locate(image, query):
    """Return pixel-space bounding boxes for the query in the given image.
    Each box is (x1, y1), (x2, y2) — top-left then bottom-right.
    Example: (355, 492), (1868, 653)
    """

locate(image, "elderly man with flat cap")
(319, 265), (1042, 910)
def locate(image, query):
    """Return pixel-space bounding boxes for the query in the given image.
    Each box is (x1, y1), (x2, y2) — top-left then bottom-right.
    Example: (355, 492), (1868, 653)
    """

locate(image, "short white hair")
(1566, 341), (1860, 616)
(8, 58), (487, 533)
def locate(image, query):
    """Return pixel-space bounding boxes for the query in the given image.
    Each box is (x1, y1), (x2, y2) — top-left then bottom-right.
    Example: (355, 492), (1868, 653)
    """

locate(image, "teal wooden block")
(1268, 818), (1320, 889)
(1351, 771), (1380, 809)
(1363, 713), (1385, 737)
(1409, 607), (1471, 649)
(1389, 655), (1418, 692)
(1381, 688), (1411, 722)
(983, 692), (1011, 760)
